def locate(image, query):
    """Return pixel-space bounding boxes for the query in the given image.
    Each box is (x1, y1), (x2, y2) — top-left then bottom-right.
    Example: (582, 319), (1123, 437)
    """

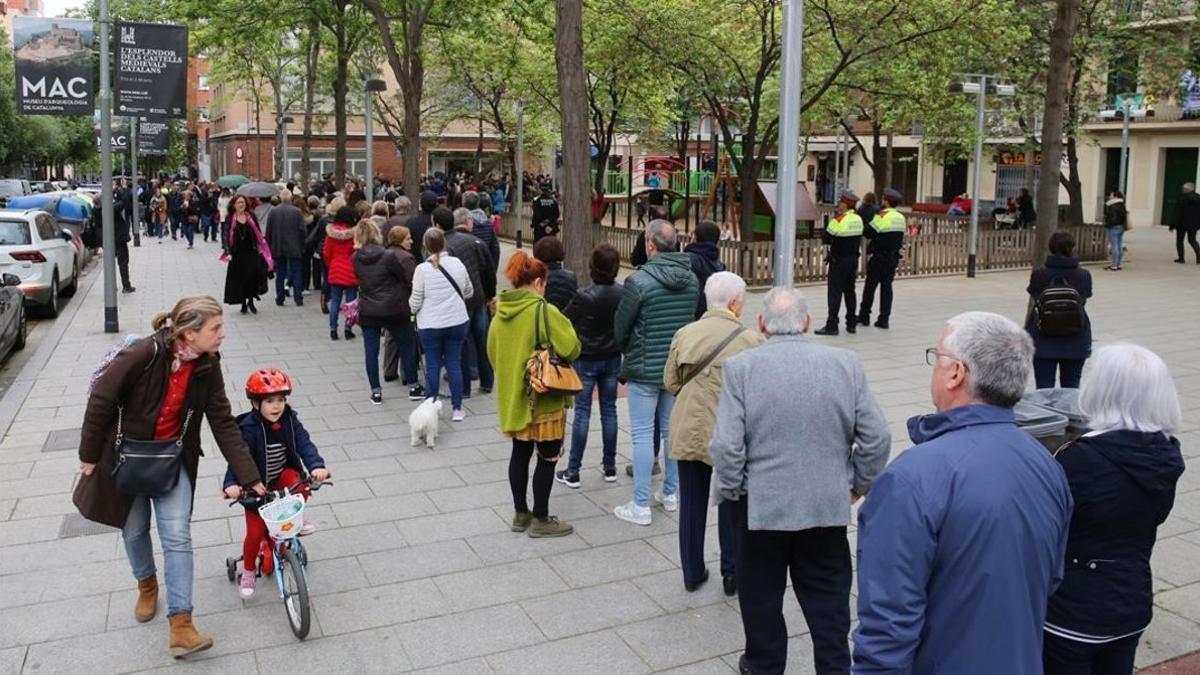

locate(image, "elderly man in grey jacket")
(710, 287), (890, 675)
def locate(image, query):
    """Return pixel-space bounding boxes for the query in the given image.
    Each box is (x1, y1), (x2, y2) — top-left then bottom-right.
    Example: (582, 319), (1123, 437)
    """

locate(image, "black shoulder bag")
(111, 350), (195, 497)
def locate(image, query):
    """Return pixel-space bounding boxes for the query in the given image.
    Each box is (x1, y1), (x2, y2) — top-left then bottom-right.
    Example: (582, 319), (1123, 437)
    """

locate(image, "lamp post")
(365, 79), (387, 200)
(773, 0), (804, 286)
(515, 101), (524, 240)
(1098, 96), (1153, 196)
(279, 115), (294, 181)
(99, 0), (117, 332)
(949, 75), (1015, 277)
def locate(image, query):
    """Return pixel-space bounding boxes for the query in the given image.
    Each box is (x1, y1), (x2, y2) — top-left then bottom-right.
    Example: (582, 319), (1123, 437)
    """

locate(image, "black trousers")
(1033, 357), (1085, 389)
(677, 460), (738, 584)
(824, 255), (858, 328)
(115, 240), (132, 290)
(858, 251), (899, 321)
(737, 501), (851, 675)
(1175, 227), (1200, 261)
(509, 438), (560, 519)
(1043, 631), (1140, 675)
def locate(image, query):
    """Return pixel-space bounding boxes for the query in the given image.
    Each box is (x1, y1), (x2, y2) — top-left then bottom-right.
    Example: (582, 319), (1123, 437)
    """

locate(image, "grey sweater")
(709, 334), (891, 531)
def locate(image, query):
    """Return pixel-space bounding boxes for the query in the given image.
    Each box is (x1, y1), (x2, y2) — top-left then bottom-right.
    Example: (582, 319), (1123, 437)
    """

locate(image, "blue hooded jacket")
(853, 404), (1073, 675)
(222, 407), (325, 491)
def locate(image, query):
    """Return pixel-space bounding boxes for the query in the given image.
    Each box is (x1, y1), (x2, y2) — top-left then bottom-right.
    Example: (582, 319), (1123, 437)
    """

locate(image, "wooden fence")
(497, 211), (1106, 285)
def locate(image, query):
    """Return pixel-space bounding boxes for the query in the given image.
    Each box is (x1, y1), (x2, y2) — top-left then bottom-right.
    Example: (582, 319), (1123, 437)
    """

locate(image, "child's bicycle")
(224, 478), (331, 639)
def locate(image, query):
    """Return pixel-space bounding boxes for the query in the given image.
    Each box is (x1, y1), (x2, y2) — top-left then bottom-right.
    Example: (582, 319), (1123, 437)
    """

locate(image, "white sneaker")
(654, 489), (679, 512)
(452, 409), (466, 422)
(614, 501), (652, 526)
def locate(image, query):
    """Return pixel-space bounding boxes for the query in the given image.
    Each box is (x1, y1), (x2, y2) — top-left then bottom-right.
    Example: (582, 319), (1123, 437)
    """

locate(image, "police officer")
(531, 183), (560, 242)
(857, 187), (907, 329)
(815, 190), (864, 336)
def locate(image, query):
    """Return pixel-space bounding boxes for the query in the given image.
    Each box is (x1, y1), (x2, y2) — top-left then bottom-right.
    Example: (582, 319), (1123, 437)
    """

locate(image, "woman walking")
(556, 244), (623, 487)
(410, 228), (471, 419)
(1044, 344), (1185, 675)
(1026, 230), (1092, 388)
(322, 204), (360, 340)
(222, 195), (273, 315)
(75, 296), (266, 658)
(182, 190), (200, 249)
(353, 220), (420, 404)
(488, 250), (581, 538)
(1104, 191), (1128, 270)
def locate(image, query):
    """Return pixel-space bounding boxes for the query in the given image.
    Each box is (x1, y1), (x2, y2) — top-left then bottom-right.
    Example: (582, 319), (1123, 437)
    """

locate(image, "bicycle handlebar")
(228, 478), (332, 508)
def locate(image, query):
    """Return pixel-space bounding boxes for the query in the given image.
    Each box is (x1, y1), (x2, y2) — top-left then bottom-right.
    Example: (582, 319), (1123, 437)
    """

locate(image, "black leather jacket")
(563, 281), (625, 359)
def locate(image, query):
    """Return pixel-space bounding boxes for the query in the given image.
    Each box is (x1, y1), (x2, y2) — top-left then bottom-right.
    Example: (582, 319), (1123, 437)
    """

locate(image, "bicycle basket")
(259, 493), (305, 540)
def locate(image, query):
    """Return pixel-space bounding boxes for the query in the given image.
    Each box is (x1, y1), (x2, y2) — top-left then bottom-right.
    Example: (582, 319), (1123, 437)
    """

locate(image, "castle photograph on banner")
(12, 16), (95, 116)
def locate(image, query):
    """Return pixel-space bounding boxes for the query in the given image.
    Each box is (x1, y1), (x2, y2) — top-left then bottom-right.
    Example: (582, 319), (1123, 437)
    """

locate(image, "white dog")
(409, 398), (443, 448)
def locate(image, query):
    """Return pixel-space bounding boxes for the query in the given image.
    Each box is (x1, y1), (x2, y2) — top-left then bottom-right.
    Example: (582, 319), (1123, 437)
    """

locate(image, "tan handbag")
(526, 300), (583, 396)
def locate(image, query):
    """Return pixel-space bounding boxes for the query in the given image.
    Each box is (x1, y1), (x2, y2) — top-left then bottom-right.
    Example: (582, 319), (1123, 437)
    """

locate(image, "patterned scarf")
(172, 340), (202, 373)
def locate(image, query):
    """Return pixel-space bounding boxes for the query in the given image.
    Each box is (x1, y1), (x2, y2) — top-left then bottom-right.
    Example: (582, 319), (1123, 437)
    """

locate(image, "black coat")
(563, 281), (625, 359)
(544, 264), (579, 312)
(1046, 430), (1184, 639)
(684, 241), (725, 319)
(1026, 255), (1092, 360)
(408, 211), (434, 261)
(1174, 191), (1200, 232)
(353, 243), (416, 326)
(265, 202), (307, 259)
(444, 228), (496, 310)
(223, 217), (269, 304)
(1103, 199), (1128, 229)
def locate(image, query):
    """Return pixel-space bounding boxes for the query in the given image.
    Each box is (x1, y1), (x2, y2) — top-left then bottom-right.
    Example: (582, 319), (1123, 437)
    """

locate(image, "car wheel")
(62, 261), (78, 297)
(12, 307), (25, 351)
(41, 275), (59, 319)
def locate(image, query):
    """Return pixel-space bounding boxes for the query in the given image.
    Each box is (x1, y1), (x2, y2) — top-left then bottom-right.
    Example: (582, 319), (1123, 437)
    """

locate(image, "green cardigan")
(487, 288), (582, 434)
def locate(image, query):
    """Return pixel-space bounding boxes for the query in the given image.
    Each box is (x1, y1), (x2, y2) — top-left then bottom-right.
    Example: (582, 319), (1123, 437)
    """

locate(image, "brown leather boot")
(320, 294), (329, 314)
(134, 575), (158, 623)
(168, 612), (213, 659)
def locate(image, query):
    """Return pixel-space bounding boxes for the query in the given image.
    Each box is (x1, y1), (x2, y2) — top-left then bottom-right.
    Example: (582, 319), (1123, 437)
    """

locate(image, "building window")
(198, 76), (210, 91)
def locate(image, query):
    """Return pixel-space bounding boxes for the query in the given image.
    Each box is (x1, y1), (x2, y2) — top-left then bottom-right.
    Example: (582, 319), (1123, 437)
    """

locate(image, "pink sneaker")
(239, 569), (256, 598)
(300, 517), (316, 536)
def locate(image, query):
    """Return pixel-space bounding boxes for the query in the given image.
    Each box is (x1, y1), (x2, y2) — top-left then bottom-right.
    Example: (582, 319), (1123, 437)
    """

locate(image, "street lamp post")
(773, 0), (805, 286)
(99, 0), (117, 332)
(279, 115), (294, 182)
(1098, 98), (1152, 198)
(949, 75), (1015, 277)
(364, 79), (386, 200)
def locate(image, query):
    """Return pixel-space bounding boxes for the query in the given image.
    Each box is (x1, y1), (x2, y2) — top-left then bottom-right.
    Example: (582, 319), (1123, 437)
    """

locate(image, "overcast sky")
(40, 0), (87, 18)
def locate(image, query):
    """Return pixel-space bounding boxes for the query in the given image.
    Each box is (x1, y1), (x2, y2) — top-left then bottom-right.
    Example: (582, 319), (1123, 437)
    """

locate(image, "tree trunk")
(300, 23), (319, 189)
(1023, 112), (1036, 193)
(1064, 135), (1084, 226)
(555, 0), (593, 277)
(253, 95), (263, 179)
(1034, 0), (1079, 257)
(272, 82), (285, 181)
(884, 131), (894, 191)
(333, 19), (349, 186)
(402, 80), (423, 203)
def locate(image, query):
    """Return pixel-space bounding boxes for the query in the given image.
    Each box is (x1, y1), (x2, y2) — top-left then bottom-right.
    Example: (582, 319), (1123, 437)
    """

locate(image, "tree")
(1035, 0), (1079, 255)
(555, 0), (593, 275)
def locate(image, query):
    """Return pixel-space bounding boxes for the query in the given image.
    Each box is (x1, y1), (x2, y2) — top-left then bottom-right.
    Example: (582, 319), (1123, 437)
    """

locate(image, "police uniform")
(857, 188), (907, 329)
(531, 189), (560, 242)
(815, 191), (864, 336)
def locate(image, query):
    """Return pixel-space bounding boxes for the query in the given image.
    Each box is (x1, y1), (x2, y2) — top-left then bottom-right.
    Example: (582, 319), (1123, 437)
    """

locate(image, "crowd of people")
(76, 165), (1187, 674)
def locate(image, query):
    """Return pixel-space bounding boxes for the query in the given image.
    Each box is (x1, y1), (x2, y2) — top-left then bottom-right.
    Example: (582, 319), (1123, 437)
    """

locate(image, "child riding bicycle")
(223, 367), (331, 598)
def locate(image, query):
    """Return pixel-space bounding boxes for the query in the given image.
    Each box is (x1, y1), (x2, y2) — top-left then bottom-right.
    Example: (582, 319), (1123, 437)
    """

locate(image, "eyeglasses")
(925, 347), (963, 367)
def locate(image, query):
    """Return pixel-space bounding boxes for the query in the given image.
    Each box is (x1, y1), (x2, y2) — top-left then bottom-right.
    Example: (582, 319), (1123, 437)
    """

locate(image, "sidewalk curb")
(0, 258), (103, 439)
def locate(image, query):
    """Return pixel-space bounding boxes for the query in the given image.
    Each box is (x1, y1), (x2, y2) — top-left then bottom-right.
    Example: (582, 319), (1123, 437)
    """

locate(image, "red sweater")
(322, 222), (359, 286)
(154, 360), (195, 440)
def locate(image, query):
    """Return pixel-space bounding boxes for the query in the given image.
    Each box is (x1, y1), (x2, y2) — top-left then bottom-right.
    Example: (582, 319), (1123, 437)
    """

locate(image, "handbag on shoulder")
(111, 406), (192, 497)
(525, 300), (583, 396)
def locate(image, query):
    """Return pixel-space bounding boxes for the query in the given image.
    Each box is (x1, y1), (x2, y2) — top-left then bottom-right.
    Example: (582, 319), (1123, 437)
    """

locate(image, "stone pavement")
(0, 226), (1198, 674)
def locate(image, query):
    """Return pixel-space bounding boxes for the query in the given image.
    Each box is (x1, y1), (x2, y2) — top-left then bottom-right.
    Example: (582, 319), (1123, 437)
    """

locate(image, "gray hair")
(1080, 343), (1181, 433)
(704, 272), (746, 310)
(761, 287), (809, 335)
(646, 219), (676, 253)
(452, 207), (472, 228)
(462, 191), (479, 209)
(942, 312), (1033, 408)
(1185, 182), (1196, 194)
(394, 195), (412, 215)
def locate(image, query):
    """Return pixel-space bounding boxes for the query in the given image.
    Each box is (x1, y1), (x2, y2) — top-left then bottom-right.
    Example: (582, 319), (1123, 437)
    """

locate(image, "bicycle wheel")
(279, 546), (311, 639)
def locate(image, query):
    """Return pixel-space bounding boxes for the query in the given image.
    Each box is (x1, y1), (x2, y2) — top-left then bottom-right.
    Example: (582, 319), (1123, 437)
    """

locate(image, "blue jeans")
(419, 323), (468, 409)
(1107, 225), (1124, 267)
(169, 213), (181, 237)
(363, 322), (418, 391)
(628, 382), (678, 507)
(275, 257), (304, 305)
(183, 220), (196, 246)
(328, 285), (357, 331)
(122, 468), (194, 617)
(568, 355), (621, 473)
(461, 304), (494, 392)
(200, 214), (213, 240)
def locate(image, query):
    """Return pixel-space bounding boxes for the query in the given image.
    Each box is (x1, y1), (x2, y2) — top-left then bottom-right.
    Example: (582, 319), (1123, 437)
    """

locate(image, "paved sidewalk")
(0, 227), (1197, 674)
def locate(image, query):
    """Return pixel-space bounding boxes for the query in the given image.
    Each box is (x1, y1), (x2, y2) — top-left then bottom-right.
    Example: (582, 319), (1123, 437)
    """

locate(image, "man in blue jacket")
(853, 311), (1072, 675)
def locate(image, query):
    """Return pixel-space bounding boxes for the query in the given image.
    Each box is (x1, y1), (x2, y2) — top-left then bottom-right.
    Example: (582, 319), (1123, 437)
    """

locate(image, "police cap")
(882, 187), (904, 203)
(839, 190), (859, 206)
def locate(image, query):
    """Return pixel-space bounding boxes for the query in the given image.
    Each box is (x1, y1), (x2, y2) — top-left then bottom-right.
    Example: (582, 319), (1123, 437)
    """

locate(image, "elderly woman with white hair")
(664, 271), (764, 595)
(1043, 344), (1185, 675)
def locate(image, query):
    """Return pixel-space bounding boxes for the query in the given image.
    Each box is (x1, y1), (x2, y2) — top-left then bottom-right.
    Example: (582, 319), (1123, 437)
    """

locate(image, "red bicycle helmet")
(245, 368), (293, 399)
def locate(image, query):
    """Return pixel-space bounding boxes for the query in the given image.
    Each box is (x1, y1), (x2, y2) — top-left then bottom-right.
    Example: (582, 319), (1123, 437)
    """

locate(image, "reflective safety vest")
(828, 210), (864, 237)
(871, 208), (907, 233)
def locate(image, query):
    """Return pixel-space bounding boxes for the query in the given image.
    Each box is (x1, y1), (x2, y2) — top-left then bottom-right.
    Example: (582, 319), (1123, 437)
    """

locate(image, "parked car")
(30, 181), (56, 194)
(0, 209), (80, 317)
(0, 272), (26, 360)
(7, 193), (94, 268)
(0, 179), (32, 208)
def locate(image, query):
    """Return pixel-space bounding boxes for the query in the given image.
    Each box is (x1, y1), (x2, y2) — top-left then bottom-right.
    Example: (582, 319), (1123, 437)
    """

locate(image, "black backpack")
(1034, 270), (1084, 337)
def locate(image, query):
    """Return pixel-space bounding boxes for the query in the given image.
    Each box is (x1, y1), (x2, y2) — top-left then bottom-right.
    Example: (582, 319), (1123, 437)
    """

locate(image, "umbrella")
(236, 181), (281, 199)
(217, 174), (250, 188)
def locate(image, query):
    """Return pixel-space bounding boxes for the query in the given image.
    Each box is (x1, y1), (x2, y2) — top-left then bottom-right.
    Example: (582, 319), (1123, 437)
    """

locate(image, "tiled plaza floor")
(0, 227), (1197, 674)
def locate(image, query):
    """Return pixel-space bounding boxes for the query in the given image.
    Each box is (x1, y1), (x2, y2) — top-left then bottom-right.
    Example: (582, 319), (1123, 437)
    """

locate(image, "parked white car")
(0, 209), (79, 317)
